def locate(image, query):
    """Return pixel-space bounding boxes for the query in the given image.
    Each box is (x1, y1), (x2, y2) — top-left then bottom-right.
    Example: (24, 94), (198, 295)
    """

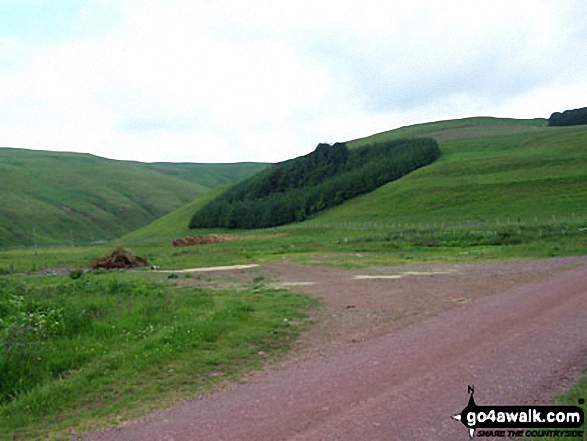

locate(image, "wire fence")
(2, 211), (586, 256)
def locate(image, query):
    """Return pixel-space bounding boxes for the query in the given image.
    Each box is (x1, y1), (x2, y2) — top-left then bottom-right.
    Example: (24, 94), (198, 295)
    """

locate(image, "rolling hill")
(318, 117), (587, 225)
(0, 148), (267, 248)
(129, 116), (587, 247)
(121, 186), (228, 246)
(7, 116), (586, 252)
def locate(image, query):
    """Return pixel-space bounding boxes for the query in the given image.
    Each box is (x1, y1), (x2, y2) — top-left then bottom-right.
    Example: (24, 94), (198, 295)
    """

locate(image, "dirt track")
(87, 257), (587, 440)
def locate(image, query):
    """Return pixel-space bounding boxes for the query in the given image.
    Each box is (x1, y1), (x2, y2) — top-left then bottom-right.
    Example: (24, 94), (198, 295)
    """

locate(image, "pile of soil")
(170, 234), (241, 247)
(92, 247), (149, 270)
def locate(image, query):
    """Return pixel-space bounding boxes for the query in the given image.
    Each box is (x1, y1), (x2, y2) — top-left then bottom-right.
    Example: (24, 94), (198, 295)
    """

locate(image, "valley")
(1, 116), (586, 439)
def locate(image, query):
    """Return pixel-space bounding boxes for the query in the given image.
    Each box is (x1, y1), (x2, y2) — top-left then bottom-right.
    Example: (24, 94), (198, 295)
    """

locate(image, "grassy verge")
(525, 374), (587, 441)
(553, 377), (587, 440)
(0, 271), (316, 439)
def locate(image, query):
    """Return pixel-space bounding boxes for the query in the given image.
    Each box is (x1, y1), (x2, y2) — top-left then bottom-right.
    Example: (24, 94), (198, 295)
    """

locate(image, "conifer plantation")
(548, 106), (587, 126)
(189, 138), (440, 229)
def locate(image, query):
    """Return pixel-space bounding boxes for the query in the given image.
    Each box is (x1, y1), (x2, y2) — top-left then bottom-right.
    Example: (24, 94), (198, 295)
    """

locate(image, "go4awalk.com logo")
(452, 386), (585, 439)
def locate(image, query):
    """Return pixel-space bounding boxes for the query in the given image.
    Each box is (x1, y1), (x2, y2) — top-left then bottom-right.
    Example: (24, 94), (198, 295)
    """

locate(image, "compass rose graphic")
(452, 385), (478, 438)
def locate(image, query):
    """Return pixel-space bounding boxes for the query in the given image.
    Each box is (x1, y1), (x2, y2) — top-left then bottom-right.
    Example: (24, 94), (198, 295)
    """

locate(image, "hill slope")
(121, 186), (228, 246)
(0, 148), (267, 248)
(115, 116), (586, 256)
(143, 162), (272, 188)
(315, 117), (587, 225)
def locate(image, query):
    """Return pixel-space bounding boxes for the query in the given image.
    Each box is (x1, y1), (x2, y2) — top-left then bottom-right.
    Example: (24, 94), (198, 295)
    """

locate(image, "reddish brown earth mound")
(170, 234), (241, 247)
(91, 247), (149, 270)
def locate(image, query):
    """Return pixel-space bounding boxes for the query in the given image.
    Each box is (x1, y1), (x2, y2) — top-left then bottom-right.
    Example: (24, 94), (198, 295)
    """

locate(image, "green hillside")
(121, 186), (228, 246)
(316, 117), (587, 225)
(0, 148), (267, 248)
(144, 162), (271, 188)
(125, 116), (586, 258)
(345, 116), (546, 147)
(1, 116), (584, 273)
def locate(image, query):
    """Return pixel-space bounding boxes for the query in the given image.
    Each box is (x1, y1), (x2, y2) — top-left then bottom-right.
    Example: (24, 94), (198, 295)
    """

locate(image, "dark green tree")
(189, 138), (440, 229)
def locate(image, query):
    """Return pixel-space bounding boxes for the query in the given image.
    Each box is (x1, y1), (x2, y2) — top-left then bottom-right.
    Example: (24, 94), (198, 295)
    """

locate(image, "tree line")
(189, 138), (440, 229)
(548, 106), (587, 126)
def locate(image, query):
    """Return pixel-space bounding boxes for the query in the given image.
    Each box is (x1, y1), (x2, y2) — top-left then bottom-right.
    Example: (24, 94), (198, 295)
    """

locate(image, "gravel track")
(86, 257), (587, 440)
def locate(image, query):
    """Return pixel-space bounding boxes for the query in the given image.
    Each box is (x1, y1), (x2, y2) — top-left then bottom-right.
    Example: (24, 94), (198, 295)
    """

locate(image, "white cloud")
(0, 0), (586, 163)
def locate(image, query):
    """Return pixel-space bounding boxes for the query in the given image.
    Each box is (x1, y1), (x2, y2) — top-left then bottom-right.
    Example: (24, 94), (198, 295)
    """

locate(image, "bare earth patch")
(261, 257), (587, 360)
(86, 256), (587, 440)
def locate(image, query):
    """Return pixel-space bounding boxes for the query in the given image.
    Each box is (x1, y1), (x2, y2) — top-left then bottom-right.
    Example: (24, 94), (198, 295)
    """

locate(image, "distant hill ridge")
(0, 147), (267, 248)
(5, 112), (587, 248)
(126, 115), (587, 244)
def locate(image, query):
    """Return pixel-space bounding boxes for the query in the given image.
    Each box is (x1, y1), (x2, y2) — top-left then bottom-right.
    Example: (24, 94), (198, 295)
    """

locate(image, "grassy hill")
(126, 116), (587, 245)
(345, 116), (545, 147)
(31, 115), (582, 271)
(143, 162), (271, 188)
(318, 117), (586, 225)
(0, 148), (267, 248)
(121, 186), (228, 246)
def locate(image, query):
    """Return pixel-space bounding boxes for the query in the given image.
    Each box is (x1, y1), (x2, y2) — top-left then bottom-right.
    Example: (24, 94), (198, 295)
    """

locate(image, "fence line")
(3, 212), (586, 254)
(302, 213), (586, 233)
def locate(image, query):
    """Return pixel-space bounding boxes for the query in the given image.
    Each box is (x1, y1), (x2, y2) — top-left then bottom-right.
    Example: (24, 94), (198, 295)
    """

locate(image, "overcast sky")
(1, 1), (586, 163)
